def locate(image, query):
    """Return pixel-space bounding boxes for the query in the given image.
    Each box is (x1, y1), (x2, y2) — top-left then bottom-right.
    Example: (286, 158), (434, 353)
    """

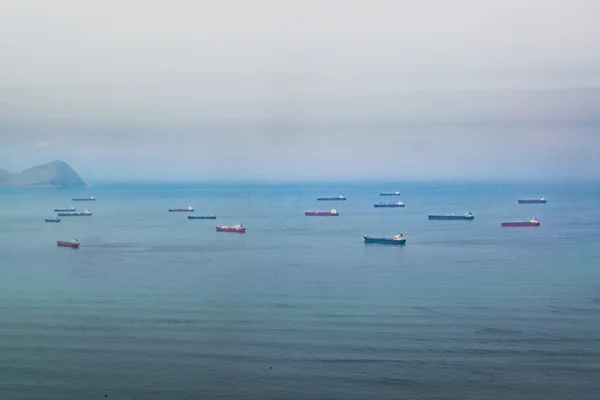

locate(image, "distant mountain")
(0, 161), (86, 187)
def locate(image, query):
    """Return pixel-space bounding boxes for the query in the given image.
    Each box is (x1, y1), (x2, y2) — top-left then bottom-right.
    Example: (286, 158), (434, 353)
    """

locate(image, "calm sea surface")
(1, 182), (599, 399)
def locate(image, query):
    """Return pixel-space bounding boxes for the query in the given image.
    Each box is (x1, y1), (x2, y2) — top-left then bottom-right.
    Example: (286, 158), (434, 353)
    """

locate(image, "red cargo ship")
(501, 218), (540, 227)
(216, 223), (246, 233)
(305, 209), (339, 216)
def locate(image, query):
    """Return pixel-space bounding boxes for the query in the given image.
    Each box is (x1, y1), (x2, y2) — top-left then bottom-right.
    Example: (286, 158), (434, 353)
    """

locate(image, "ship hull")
(379, 192), (401, 196)
(169, 209), (194, 212)
(501, 222), (540, 227)
(188, 216), (216, 219)
(428, 215), (474, 220)
(518, 200), (547, 204)
(57, 241), (80, 248)
(374, 204), (404, 208)
(216, 227), (246, 233)
(57, 212), (92, 216)
(364, 236), (406, 245)
(317, 198), (346, 201)
(45, 218), (60, 222)
(54, 208), (75, 212)
(73, 198), (95, 201)
(305, 212), (339, 216)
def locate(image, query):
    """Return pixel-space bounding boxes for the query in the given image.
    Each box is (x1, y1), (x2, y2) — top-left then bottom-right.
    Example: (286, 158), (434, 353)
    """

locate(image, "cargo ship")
(501, 218), (540, 227)
(57, 208), (92, 216)
(57, 239), (80, 248)
(73, 197), (96, 201)
(317, 195), (346, 201)
(379, 191), (401, 196)
(428, 211), (474, 220)
(169, 206), (194, 212)
(54, 207), (75, 212)
(364, 233), (406, 245)
(305, 209), (339, 216)
(216, 223), (246, 233)
(188, 214), (217, 220)
(45, 217), (60, 223)
(374, 202), (404, 208)
(518, 198), (547, 204)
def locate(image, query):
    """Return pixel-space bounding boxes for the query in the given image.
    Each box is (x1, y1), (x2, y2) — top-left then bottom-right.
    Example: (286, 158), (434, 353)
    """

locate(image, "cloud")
(0, 0), (599, 88)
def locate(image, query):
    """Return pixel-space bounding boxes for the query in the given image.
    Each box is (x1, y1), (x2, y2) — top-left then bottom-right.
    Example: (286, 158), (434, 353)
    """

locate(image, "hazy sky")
(1, 0), (599, 181)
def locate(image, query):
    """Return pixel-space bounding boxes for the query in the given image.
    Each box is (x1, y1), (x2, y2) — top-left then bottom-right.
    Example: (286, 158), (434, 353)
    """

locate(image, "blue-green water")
(1, 182), (599, 399)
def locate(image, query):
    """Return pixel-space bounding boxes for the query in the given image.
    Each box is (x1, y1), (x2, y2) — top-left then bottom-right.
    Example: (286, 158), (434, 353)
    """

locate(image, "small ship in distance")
(57, 208), (92, 216)
(216, 223), (246, 233)
(501, 218), (540, 227)
(364, 233), (406, 245)
(305, 209), (339, 216)
(374, 202), (404, 208)
(317, 195), (346, 201)
(428, 211), (474, 220)
(518, 198), (547, 204)
(54, 207), (75, 212)
(169, 206), (194, 212)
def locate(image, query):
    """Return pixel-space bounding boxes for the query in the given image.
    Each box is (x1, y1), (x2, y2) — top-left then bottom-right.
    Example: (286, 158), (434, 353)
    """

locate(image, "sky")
(1, 0), (599, 182)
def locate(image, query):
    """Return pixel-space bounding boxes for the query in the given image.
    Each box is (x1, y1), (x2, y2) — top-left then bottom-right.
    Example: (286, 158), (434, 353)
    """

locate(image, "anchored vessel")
(379, 191), (401, 196)
(305, 209), (339, 216)
(216, 223), (246, 233)
(428, 211), (474, 220)
(57, 208), (92, 216)
(57, 239), (80, 248)
(374, 202), (404, 208)
(73, 197), (96, 201)
(169, 206), (194, 212)
(188, 214), (216, 219)
(518, 198), (547, 204)
(54, 207), (75, 212)
(317, 195), (346, 201)
(45, 217), (60, 223)
(501, 218), (540, 227)
(364, 233), (406, 245)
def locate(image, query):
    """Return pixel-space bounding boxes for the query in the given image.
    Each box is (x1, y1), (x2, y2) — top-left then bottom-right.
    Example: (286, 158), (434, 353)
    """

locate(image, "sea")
(1, 181), (599, 400)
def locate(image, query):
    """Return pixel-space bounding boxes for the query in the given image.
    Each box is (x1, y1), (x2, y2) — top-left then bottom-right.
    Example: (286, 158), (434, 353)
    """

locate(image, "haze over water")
(1, 181), (599, 399)
(2, 1), (600, 182)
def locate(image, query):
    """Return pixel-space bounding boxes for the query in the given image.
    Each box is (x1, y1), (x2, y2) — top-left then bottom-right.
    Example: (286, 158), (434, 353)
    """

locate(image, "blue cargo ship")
(428, 211), (474, 220)
(374, 202), (404, 208)
(364, 234), (406, 245)
(54, 207), (75, 212)
(169, 206), (194, 212)
(188, 214), (217, 219)
(518, 198), (547, 204)
(317, 195), (346, 201)
(57, 208), (92, 216)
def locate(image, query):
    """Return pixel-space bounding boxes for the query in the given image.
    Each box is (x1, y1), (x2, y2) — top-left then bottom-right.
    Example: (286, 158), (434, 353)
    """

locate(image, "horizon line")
(82, 178), (600, 186)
